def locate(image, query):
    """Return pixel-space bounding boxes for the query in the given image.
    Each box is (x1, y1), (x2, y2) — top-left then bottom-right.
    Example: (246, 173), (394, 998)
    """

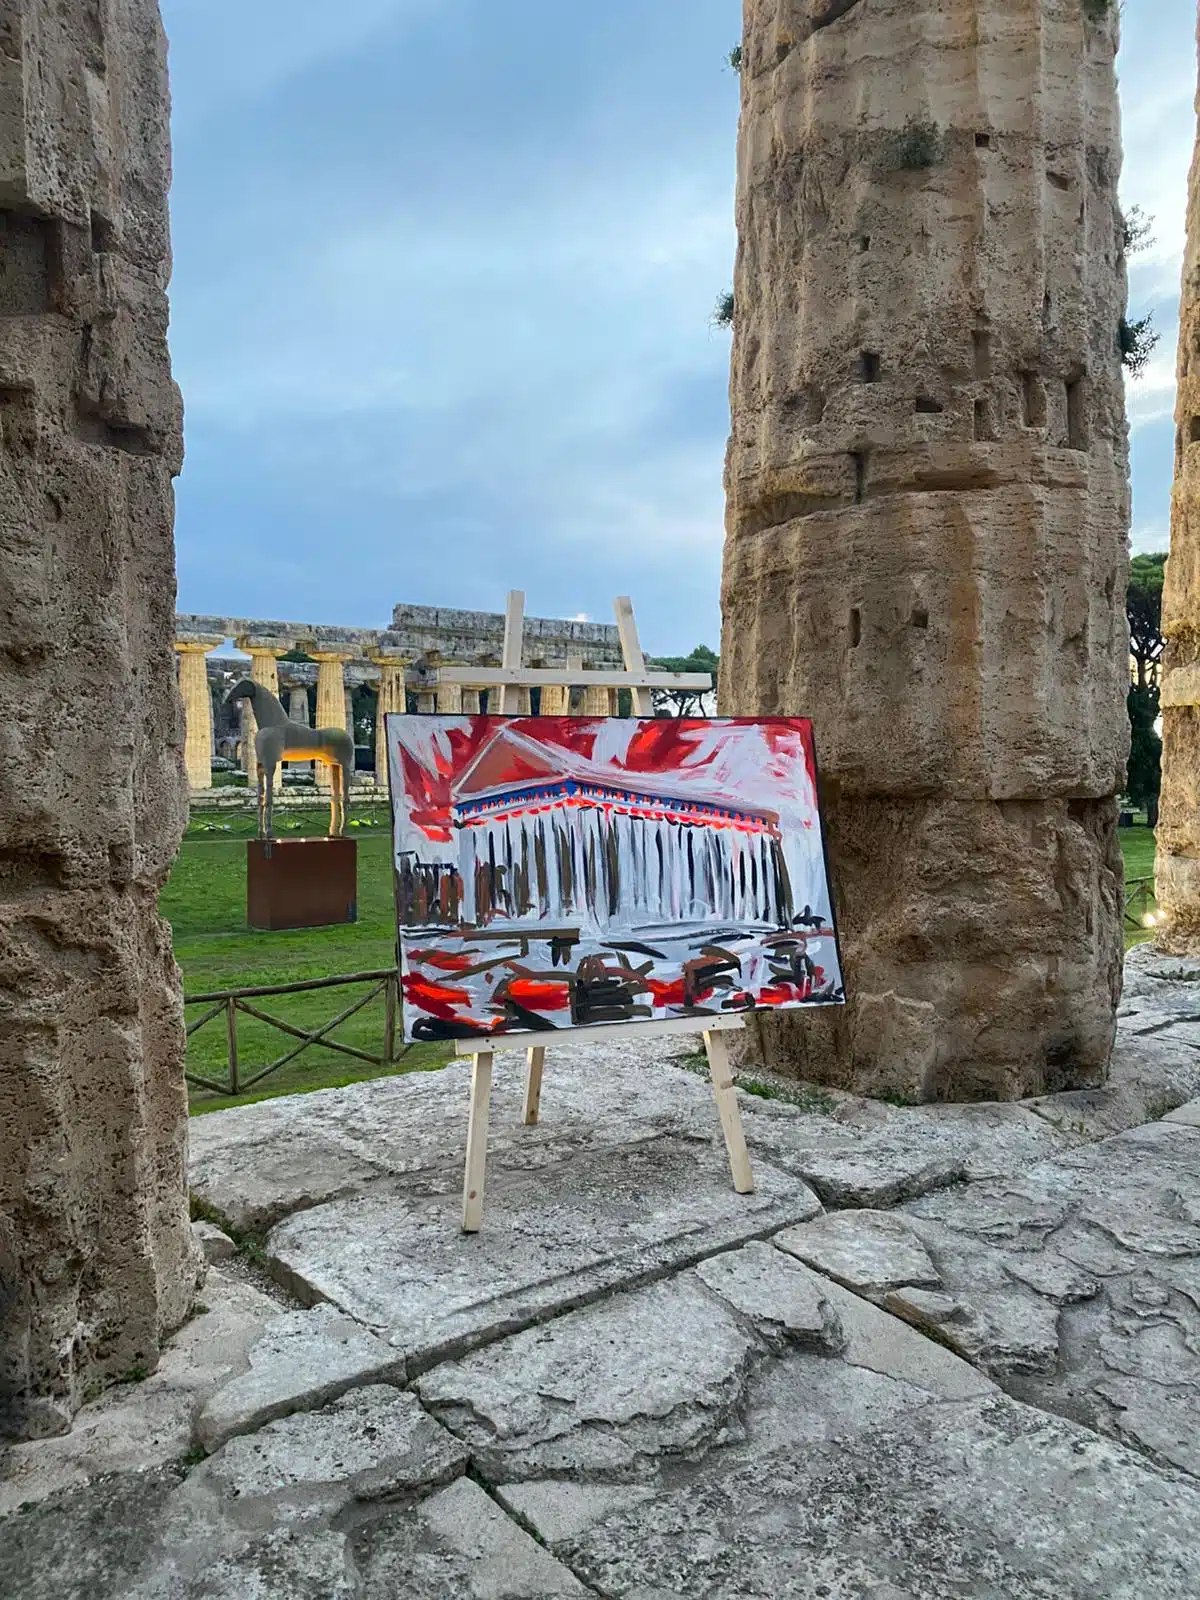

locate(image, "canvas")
(387, 716), (845, 1043)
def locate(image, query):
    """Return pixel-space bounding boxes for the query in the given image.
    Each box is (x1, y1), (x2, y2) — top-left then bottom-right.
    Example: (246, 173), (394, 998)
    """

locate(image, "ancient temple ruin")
(721, 0), (1132, 1099)
(0, 1), (199, 1437)
(175, 604), (626, 794)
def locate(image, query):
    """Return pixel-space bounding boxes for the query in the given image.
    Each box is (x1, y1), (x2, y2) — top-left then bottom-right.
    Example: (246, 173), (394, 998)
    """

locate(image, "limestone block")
(775, 1210), (941, 1294)
(192, 1220), (236, 1264)
(198, 1385), (467, 1508)
(720, 0), (1130, 1098)
(195, 1304), (406, 1452)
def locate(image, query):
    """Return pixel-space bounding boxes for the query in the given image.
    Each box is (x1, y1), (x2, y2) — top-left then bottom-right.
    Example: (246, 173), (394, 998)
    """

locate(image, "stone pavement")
(6, 945), (1200, 1595)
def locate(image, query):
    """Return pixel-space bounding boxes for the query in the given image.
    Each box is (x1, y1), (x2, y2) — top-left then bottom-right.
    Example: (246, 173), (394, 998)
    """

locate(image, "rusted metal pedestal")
(247, 838), (357, 931)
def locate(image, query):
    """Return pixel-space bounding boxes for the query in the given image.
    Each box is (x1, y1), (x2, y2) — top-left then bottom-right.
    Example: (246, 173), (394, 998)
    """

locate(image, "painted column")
(371, 654), (408, 787)
(174, 635), (223, 793)
(310, 651), (353, 792)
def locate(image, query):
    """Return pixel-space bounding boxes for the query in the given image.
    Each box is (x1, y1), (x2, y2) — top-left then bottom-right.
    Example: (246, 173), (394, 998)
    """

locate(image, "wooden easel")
(438, 591), (753, 1233)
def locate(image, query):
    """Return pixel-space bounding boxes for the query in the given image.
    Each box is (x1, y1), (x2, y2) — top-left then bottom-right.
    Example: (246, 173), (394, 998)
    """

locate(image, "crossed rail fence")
(185, 878), (1161, 1100)
(184, 968), (406, 1097)
(1124, 875), (1157, 932)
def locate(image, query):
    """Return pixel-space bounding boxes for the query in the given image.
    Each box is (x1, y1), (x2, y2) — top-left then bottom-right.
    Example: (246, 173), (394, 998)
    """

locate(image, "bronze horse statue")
(226, 680), (354, 839)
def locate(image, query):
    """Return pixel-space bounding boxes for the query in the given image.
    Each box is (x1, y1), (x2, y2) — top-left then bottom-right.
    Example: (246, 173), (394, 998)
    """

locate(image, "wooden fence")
(184, 968), (403, 1097)
(1124, 876), (1157, 932)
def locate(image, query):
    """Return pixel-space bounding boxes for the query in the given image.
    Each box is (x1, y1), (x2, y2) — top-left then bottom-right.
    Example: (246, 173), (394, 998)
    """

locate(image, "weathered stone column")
(437, 681), (465, 713)
(371, 654), (408, 786)
(237, 639), (287, 791)
(1158, 28), (1200, 950)
(461, 688), (483, 715)
(310, 650), (352, 791)
(721, 0), (1130, 1101)
(175, 636), (223, 793)
(287, 686), (311, 725)
(539, 680), (570, 715)
(286, 686), (312, 778)
(0, 0), (201, 1439)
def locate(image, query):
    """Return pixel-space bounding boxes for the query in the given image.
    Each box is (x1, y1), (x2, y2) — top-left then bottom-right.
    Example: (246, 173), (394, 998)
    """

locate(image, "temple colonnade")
(174, 605), (627, 796)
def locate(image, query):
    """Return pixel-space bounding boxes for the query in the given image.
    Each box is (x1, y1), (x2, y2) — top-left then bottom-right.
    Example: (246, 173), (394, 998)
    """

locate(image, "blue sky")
(162, 0), (1192, 654)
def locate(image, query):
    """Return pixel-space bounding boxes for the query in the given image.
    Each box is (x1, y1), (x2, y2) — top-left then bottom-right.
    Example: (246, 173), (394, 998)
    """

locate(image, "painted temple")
(445, 726), (795, 932)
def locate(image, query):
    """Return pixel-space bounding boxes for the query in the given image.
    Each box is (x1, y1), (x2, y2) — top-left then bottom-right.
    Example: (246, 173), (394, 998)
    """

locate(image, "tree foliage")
(1119, 313), (1159, 379)
(713, 290), (734, 330)
(1126, 684), (1161, 825)
(649, 645), (718, 717)
(1128, 551), (1167, 690)
(1124, 553), (1167, 824)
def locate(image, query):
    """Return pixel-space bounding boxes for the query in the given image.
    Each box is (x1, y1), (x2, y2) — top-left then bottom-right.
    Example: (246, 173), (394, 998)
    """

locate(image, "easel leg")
(523, 1046), (545, 1125)
(704, 1030), (754, 1195)
(462, 1050), (494, 1232)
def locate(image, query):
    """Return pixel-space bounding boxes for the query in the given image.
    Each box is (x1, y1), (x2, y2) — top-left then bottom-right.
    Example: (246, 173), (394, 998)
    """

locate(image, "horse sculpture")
(226, 680), (354, 840)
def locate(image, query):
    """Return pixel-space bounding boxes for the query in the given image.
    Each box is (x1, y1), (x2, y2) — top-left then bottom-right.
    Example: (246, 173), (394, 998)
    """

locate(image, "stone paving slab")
(188, 1042), (714, 1235)
(195, 1304), (406, 1451)
(0, 1392), (584, 1599)
(0, 1270), (280, 1517)
(879, 1118), (1200, 1476)
(265, 1135), (822, 1367)
(417, 1242), (1200, 1598)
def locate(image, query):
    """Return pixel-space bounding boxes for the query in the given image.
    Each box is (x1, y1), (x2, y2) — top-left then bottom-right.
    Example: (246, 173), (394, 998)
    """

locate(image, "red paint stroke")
(504, 978), (572, 1011)
(397, 716), (819, 843)
(646, 976), (687, 1007)
(401, 974), (473, 1022)
(408, 948), (476, 972)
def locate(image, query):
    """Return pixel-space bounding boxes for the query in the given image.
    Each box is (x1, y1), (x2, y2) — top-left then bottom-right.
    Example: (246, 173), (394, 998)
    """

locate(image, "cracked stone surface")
(896, 1120), (1200, 1474)
(265, 1135), (820, 1363)
(195, 1304), (405, 1451)
(775, 1209), (941, 1293)
(417, 1247), (992, 1491)
(14, 953), (1200, 1595)
(422, 1244), (1200, 1597)
(188, 1044), (713, 1234)
(0, 1271), (280, 1516)
(0, 1397), (581, 1599)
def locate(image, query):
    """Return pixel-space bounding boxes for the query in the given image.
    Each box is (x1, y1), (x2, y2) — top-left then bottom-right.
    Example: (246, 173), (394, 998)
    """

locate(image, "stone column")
(581, 664), (609, 717)
(175, 636), (223, 793)
(461, 689), (483, 715)
(310, 651), (352, 792)
(371, 655), (408, 788)
(539, 680), (570, 715)
(720, 0), (1130, 1101)
(416, 691), (437, 714)
(286, 686), (312, 778)
(437, 681), (465, 713)
(1158, 29), (1200, 950)
(238, 642), (287, 791)
(344, 687), (355, 742)
(0, 0), (201, 1440)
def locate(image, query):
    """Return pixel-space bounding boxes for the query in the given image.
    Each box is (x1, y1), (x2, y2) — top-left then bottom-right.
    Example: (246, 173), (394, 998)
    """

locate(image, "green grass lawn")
(162, 812), (1161, 1111)
(1120, 824), (1158, 950)
(165, 805), (449, 1113)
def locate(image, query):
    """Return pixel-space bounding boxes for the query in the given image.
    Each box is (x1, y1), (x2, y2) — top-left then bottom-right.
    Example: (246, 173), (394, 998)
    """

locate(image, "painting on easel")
(388, 715), (845, 1043)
